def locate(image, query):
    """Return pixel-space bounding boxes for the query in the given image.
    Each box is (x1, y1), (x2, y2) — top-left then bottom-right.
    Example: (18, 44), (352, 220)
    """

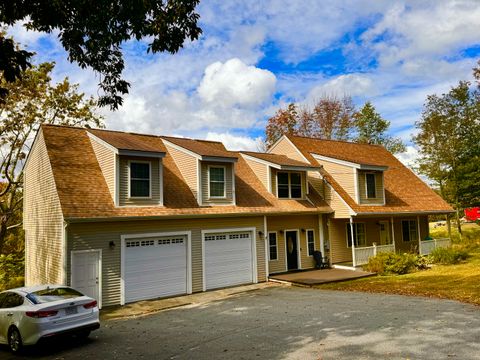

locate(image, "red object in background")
(464, 207), (480, 221)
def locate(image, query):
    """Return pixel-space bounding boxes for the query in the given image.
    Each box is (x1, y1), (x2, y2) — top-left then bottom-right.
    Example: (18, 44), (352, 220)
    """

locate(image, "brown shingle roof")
(88, 128), (167, 154)
(41, 125), (331, 220)
(288, 135), (453, 214)
(241, 151), (319, 168)
(161, 136), (237, 159)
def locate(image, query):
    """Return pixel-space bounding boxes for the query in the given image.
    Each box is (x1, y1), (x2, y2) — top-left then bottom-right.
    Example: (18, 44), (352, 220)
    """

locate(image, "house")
(23, 125), (453, 307)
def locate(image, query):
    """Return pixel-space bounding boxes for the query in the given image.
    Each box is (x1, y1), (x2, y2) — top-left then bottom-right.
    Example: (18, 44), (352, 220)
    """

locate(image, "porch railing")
(419, 238), (451, 255)
(354, 243), (395, 266)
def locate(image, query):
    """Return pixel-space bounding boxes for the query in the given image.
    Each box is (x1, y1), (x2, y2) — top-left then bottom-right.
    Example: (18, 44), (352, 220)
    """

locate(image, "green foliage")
(364, 252), (420, 275)
(354, 101), (406, 154)
(0, 253), (24, 291)
(0, 0), (202, 109)
(430, 247), (469, 265)
(0, 61), (103, 254)
(414, 79), (480, 233)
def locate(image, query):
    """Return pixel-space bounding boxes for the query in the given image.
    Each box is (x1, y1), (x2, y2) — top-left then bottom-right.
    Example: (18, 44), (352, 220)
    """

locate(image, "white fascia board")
(162, 139), (201, 159)
(201, 156), (237, 163)
(311, 153), (388, 171)
(241, 153), (281, 169)
(118, 150), (165, 158)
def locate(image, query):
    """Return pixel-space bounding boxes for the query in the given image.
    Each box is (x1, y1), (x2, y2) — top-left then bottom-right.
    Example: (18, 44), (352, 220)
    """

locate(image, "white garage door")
(124, 236), (187, 303)
(204, 231), (254, 290)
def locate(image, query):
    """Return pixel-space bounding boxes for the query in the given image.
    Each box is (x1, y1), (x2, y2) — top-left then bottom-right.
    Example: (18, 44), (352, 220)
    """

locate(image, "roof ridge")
(288, 134), (386, 149)
(161, 135), (223, 145)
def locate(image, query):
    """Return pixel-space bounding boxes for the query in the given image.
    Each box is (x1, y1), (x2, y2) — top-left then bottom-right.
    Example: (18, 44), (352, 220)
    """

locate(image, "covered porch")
(327, 214), (452, 267)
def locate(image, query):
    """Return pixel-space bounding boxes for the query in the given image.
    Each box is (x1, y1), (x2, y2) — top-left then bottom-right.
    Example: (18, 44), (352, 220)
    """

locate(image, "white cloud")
(306, 74), (377, 103)
(204, 132), (261, 151)
(198, 58), (276, 108)
(395, 145), (419, 169)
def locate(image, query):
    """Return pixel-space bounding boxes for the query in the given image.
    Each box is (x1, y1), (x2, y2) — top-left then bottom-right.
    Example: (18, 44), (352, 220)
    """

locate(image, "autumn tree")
(0, 0), (202, 109)
(0, 62), (103, 254)
(414, 80), (480, 235)
(354, 101), (406, 154)
(264, 95), (356, 148)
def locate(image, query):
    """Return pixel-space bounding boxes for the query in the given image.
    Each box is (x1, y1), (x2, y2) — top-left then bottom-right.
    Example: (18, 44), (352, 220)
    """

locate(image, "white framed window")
(208, 166), (226, 198)
(401, 220), (418, 242)
(129, 161), (151, 198)
(346, 223), (366, 247)
(277, 172), (302, 199)
(306, 229), (315, 256)
(365, 173), (376, 198)
(268, 232), (278, 261)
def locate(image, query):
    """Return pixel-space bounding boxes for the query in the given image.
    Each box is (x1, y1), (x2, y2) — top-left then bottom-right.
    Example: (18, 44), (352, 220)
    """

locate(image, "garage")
(203, 230), (256, 290)
(123, 233), (190, 303)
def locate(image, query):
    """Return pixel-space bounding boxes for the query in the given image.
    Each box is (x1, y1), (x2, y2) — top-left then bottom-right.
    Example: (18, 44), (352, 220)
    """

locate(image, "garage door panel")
(204, 231), (254, 290)
(124, 236), (188, 303)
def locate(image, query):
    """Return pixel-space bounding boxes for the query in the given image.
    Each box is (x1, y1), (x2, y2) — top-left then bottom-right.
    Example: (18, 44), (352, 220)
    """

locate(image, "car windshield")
(26, 287), (84, 304)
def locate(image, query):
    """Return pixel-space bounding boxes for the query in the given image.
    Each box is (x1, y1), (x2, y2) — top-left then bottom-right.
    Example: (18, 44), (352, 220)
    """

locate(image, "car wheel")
(8, 327), (22, 353)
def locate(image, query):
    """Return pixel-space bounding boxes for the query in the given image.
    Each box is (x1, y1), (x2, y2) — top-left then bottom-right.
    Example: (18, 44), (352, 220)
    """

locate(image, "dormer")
(240, 152), (320, 199)
(87, 129), (166, 207)
(161, 136), (238, 206)
(311, 154), (387, 205)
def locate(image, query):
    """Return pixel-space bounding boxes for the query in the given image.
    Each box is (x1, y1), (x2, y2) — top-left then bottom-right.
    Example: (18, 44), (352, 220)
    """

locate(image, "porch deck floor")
(269, 268), (375, 286)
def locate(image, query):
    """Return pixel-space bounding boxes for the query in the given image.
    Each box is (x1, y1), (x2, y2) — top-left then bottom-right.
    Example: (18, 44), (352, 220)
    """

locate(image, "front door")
(285, 231), (298, 270)
(379, 221), (391, 245)
(71, 251), (101, 306)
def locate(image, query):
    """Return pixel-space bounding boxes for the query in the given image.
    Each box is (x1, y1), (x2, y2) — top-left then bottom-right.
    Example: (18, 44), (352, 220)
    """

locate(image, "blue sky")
(8, 0), (480, 165)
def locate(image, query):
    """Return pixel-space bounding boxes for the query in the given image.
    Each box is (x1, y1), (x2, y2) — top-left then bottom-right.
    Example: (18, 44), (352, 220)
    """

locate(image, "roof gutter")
(353, 209), (455, 216)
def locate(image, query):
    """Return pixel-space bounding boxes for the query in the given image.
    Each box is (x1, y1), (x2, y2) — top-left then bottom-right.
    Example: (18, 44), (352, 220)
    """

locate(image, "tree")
(0, 62), (103, 253)
(0, 0), (202, 110)
(414, 81), (480, 235)
(354, 101), (406, 154)
(264, 95), (356, 148)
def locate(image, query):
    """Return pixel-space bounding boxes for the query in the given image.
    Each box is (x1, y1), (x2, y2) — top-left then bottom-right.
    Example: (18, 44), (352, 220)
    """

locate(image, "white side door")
(379, 221), (391, 245)
(71, 250), (101, 306)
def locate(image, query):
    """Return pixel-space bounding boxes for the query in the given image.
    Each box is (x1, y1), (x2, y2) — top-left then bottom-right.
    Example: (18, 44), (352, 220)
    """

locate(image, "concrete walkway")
(270, 268), (375, 285)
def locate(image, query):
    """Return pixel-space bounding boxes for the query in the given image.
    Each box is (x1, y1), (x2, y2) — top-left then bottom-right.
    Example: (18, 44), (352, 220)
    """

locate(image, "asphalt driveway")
(2, 285), (480, 359)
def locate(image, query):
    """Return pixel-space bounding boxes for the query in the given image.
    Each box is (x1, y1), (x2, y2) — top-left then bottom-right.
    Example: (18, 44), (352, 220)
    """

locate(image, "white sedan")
(0, 285), (100, 353)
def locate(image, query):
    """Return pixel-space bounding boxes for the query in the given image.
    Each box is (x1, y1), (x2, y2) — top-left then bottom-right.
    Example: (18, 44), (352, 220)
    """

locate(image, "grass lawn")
(317, 223), (480, 306)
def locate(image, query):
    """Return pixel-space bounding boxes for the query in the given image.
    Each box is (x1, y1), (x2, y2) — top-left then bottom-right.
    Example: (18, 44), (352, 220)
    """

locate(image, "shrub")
(364, 252), (419, 275)
(430, 247), (468, 265)
(0, 253), (25, 291)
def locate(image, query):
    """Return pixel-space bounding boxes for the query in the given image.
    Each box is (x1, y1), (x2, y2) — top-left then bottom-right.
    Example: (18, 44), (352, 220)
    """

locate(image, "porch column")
(264, 215), (269, 279)
(350, 217), (356, 267)
(390, 217), (396, 252)
(417, 215), (422, 254)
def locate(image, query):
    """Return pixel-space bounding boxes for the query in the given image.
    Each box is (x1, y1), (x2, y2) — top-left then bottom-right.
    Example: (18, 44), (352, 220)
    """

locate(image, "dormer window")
(129, 161), (151, 198)
(277, 172), (302, 199)
(209, 166), (226, 198)
(365, 173), (376, 198)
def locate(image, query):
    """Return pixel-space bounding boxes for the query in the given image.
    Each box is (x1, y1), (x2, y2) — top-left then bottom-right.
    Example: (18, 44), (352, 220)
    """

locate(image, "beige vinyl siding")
(201, 162), (234, 205)
(270, 169), (307, 199)
(67, 216), (265, 307)
(324, 184), (352, 218)
(316, 159), (356, 200)
(24, 129), (65, 286)
(266, 215), (320, 273)
(329, 219), (352, 263)
(394, 215), (429, 253)
(164, 144), (198, 201)
(89, 137), (116, 201)
(269, 137), (307, 162)
(243, 157), (269, 190)
(119, 156), (162, 206)
(308, 171), (324, 198)
(358, 170), (385, 205)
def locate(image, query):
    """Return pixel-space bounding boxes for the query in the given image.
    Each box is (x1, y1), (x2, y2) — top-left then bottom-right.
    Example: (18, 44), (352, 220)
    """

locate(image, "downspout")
(63, 220), (68, 285)
(264, 215), (269, 280)
(349, 217), (356, 267)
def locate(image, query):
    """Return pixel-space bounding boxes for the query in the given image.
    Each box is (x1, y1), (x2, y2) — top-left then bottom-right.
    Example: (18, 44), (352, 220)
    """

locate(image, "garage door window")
(129, 162), (151, 198)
